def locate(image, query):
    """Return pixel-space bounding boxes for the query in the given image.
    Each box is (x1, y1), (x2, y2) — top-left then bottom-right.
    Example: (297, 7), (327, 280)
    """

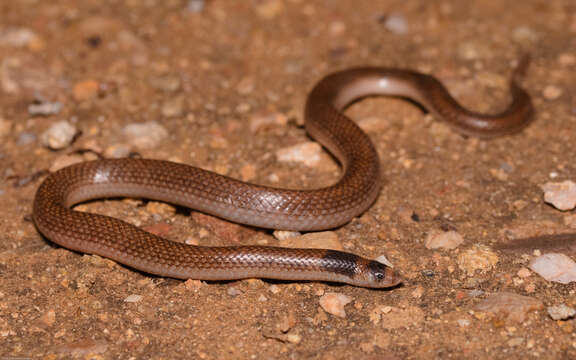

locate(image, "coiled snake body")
(33, 59), (533, 288)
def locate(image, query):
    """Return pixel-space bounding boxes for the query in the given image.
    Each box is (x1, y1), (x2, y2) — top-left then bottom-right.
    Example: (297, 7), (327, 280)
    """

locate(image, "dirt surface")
(1, 0), (576, 359)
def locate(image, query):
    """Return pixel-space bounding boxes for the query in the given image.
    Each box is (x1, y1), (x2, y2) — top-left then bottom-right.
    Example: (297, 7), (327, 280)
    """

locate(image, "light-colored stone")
(457, 244), (499, 275)
(276, 142), (322, 167)
(123, 121), (169, 149)
(529, 253), (576, 284)
(40, 121), (78, 150)
(424, 230), (464, 250)
(541, 180), (576, 211)
(319, 292), (353, 318)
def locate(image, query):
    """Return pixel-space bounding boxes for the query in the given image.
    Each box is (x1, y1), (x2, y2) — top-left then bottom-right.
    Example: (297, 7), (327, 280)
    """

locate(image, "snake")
(33, 58), (533, 288)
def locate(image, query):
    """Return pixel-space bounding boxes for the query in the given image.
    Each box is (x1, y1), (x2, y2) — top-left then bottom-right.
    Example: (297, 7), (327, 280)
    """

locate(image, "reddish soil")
(1, 1), (575, 359)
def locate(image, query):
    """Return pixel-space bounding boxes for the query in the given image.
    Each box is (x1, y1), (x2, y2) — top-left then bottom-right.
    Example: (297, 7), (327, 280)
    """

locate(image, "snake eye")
(368, 260), (389, 283)
(374, 272), (385, 281)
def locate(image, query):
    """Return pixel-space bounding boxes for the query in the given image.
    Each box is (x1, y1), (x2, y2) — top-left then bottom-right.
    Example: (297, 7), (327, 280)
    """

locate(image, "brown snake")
(33, 58), (533, 288)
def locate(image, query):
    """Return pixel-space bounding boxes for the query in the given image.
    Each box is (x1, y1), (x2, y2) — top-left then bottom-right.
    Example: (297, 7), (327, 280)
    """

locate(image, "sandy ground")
(1, 0), (576, 359)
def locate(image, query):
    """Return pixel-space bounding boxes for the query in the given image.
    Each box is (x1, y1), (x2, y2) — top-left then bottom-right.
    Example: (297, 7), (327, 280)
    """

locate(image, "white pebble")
(542, 85), (563, 100)
(186, 0), (205, 12)
(123, 121), (169, 149)
(104, 143), (132, 158)
(541, 180), (576, 211)
(28, 101), (62, 116)
(457, 319), (471, 327)
(512, 26), (538, 44)
(273, 230), (301, 241)
(424, 230), (464, 250)
(40, 121), (78, 150)
(249, 111), (287, 133)
(381, 13), (408, 34)
(276, 142), (322, 167)
(227, 287), (242, 297)
(529, 253), (576, 284)
(374, 255), (395, 268)
(124, 294), (143, 303)
(0, 27), (40, 47)
(319, 292), (353, 318)
(547, 304), (576, 320)
(268, 285), (281, 294)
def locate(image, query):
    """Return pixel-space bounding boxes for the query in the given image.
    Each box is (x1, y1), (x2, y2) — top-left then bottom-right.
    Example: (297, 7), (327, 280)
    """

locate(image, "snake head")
(359, 259), (402, 288)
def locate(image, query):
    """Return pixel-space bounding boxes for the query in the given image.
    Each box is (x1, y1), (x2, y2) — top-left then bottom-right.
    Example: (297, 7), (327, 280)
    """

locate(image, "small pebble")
(40, 121), (78, 150)
(542, 85), (563, 100)
(161, 96), (185, 117)
(541, 180), (576, 210)
(149, 75), (181, 93)
(227, 286), (242, 297)
(380, 13), (408, 34)
(236, 77), (255, 95)
(276, 142), (322, 167)
(256, 0), (284, 19)
(124, 294), (143, 303)
(512, 25), (538, 44)
(508, 337), (524, 347)
(272, 230), (301, 241)
(558, 53), (576, 66)
(457, 319), (471, 327)
(547, 304), (576, 321)
(529, 253), (576, 284)
(250, 111), (287, 133)
(268, 285), (281, 294)
(104, 143), (132, 158)
(123, 121), (169, 149)
(73, 80), (100, 101)
(411, 285), (425, 299)
(186, 0), (205, 12)
(517, 267), (532, 278)
(285, 333), (301, 344)
(28, 101), (62, 116)
(475, 292), (543, 323)
(146, 201), (176, 216)
(424, 230), (464, 250)
(277, 310), (297, 333)
(374, 255), (394, 268)
(513, 199), (528, 210)
(0, 27), (42, 49)
(458, 42), (483, 60)
(329, 21), (346, 36)
(319, 292), (353, 318)
(184, 279), (204, 290)
(40, 309), (56, 327)
(457, 244), (499, 275)
(53, 339), (108, 356)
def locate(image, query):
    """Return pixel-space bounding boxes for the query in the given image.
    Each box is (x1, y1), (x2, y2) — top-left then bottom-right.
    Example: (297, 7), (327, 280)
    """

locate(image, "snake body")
(33, 59), (533, 288)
